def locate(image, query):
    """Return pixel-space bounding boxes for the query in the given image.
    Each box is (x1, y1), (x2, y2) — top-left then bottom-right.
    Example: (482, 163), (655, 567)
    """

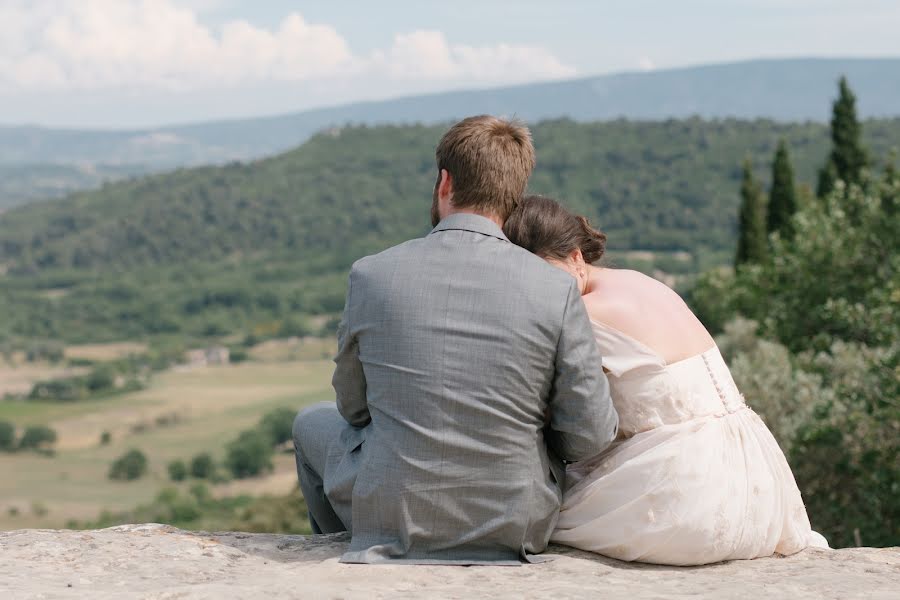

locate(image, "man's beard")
(431, 184), (441, 227)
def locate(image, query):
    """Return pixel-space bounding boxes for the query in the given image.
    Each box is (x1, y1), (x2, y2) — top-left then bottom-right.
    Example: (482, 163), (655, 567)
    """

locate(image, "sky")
(1, 0), (899, 129)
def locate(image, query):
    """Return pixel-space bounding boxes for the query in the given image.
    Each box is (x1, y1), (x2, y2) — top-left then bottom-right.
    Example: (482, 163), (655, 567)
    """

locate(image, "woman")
(503, 195), (826, 566)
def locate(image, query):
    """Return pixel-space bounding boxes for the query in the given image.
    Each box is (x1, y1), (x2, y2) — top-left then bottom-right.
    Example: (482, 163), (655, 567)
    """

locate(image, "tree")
(767, 140), (798, 238)
(880, 152), (898, 216)
(18, 425), (57, 451)
(168, 459), (188, 482)
(0, 421), (16, 451)
(818, 77), (868, 196)
(109, 449), (148, 481)
(190, 453), (215, 479)
(225, 429), (274, 478)
(259, 407), (296, 446)
(734, 158), (767, 267)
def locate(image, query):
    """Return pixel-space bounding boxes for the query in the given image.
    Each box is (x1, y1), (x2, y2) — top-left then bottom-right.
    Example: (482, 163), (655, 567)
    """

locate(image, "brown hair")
(435, 115), (536, 221)
(503, 195), (607, 264)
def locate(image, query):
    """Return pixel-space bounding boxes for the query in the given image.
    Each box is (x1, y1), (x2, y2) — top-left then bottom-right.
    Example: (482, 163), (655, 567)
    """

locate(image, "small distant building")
(184, 346), (230, 368)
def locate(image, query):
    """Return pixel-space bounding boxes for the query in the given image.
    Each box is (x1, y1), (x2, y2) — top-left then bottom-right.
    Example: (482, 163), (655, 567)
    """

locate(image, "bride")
(503, 195), (827, 566)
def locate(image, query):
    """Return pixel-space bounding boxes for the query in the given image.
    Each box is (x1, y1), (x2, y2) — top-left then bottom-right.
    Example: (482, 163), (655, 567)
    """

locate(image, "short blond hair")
(435, 115), (536, 221)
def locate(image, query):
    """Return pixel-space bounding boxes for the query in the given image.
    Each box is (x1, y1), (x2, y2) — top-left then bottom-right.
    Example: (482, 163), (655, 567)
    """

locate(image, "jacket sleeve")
(332, 266), (370, 427)
(547, 280), (618, 462)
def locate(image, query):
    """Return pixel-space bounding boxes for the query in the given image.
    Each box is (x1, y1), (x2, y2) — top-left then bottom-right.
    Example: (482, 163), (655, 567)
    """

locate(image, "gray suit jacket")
(333, 213), (617, 564)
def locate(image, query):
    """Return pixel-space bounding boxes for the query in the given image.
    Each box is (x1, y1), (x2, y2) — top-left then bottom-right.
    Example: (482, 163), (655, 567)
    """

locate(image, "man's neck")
(442, 208), (504, 229)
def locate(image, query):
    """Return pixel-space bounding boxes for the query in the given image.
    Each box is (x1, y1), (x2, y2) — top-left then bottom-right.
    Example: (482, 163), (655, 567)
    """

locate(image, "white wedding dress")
(551, 319), (826, 565)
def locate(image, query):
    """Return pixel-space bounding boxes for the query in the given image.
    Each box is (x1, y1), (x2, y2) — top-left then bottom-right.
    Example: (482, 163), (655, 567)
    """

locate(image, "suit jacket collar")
(430, 213), (509, 242)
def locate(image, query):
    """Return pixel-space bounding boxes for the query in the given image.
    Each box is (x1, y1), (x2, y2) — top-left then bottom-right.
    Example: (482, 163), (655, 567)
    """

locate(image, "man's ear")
(438, 169), (453, 202)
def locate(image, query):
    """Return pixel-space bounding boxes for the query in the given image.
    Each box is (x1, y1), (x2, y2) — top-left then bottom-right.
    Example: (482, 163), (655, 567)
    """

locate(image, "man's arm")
(332, 268), (370, 427)
(547, 281), (618, 462)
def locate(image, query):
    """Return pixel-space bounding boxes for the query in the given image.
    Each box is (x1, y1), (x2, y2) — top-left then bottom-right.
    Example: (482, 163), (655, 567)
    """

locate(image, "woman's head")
(503, 195), (607, 289)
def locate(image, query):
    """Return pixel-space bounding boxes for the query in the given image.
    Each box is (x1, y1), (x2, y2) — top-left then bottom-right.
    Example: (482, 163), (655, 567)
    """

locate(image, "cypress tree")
(735, 158), (767, 267)
(880, 152), (898, 216)
(767, 139), (798, 238)
(817, 76), (868, 196)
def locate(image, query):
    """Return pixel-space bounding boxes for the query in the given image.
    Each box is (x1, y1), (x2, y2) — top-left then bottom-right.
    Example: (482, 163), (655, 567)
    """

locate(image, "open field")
(0, 363), (89, 399)
(0, 358), (335, 530)
(64, 342), (149, 362)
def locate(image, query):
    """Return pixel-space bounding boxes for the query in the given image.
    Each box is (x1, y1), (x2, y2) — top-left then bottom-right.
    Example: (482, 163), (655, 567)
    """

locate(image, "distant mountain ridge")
(2, 58), (899, 170)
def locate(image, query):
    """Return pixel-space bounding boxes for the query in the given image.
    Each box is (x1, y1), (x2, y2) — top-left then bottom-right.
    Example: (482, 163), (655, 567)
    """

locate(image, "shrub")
(225, 429), (274, 478)
(789, 342), (899, 548)
(258, 407), (296, 446)
(29, 378), (84, 402)
(167, 459), (188, 482)
(190, 452), (215, 479)
(0, 420), (16, 451)
(278, 316), (312, 338)
(99, 430), (112, 445)
(717, 318), (826, 450)
(109, 449), (148, 481)
(85, 365), (115, 392)
(189, 482), (211, 503)
(228, 347), (249, 363)
(18, 425), (57, 451)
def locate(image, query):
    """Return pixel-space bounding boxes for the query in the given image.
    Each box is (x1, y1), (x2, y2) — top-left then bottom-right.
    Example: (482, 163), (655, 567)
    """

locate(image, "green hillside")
(1, 118), (899, 344)
(0, 164), (148, 211)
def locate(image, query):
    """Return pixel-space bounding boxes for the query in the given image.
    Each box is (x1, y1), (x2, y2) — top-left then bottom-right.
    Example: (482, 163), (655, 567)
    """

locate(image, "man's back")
(334, 214), (616, 563)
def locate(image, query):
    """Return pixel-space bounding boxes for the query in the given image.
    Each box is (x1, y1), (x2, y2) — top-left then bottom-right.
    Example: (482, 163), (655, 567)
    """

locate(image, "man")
(293, 115), (617, 564)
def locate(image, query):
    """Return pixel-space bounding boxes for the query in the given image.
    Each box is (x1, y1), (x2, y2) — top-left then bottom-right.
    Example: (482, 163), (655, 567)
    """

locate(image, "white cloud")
(637, 57), (656, 71)
(0, 1), (575, 92)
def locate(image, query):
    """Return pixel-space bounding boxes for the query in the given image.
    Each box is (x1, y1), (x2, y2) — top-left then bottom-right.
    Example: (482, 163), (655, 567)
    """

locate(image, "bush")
(167, 459), (188, 482)
(109, 449), (148, 481)
(225, 429), (274, 478)
(258, 407), (296, 446)
(24, 340), (64, 363)
(99, 430), (112, 445)
(717, 318), (825, 450)
(0, 420), (16, 451)
(189, 482), (211, 503)
(228, 347), (249, 363)
(190, 452), (215, 479)
(278, 316), (312, 338)
(18, 425), (57, 451)
(28, 377), (84, 402)
(789, 342), (899, 548)
(85, 365), (116, 392)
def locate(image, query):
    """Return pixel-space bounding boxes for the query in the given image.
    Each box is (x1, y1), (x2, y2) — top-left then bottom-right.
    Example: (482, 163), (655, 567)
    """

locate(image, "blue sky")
(2, 0), (898, 128)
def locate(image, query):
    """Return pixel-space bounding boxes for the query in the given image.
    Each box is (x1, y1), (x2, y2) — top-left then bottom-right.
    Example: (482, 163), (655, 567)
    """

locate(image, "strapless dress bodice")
(591, 320), (745, 436)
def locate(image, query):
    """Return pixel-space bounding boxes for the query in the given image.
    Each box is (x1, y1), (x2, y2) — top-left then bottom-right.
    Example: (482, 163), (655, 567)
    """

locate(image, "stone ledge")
(1, 524), (897, 599)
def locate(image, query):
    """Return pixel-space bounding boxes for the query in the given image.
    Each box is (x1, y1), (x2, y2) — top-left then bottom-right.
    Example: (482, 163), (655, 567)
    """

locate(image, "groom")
(293, 115), (618, 564)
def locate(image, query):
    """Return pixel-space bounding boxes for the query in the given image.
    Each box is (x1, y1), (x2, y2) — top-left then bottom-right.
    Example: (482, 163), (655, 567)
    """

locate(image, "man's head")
(432, 115), (536, 227)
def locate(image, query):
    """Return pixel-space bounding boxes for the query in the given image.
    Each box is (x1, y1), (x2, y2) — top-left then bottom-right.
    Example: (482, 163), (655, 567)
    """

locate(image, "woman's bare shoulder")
(582, 268), (714, 362)
(584, 269), (679, 320)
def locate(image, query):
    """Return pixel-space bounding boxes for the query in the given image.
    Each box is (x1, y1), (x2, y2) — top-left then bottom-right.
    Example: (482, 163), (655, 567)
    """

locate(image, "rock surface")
(1, 524), (898, 599)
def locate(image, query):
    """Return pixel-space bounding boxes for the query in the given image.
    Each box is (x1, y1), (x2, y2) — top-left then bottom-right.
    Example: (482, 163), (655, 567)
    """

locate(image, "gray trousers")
(292, 402), (365, 534)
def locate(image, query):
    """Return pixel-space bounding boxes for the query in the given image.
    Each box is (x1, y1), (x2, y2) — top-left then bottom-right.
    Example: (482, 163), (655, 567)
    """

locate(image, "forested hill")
(2, 116), (899, 343)
(2, 118), (900, 275)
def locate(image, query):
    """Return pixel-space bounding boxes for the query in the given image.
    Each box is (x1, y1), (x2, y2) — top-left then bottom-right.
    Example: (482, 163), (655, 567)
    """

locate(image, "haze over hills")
(2, 57), (898, 210)
(3, 58), (899, 168)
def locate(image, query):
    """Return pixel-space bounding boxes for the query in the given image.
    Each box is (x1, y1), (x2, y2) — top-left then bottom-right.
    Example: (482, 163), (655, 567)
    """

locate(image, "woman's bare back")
(582, 268), (715, 365)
